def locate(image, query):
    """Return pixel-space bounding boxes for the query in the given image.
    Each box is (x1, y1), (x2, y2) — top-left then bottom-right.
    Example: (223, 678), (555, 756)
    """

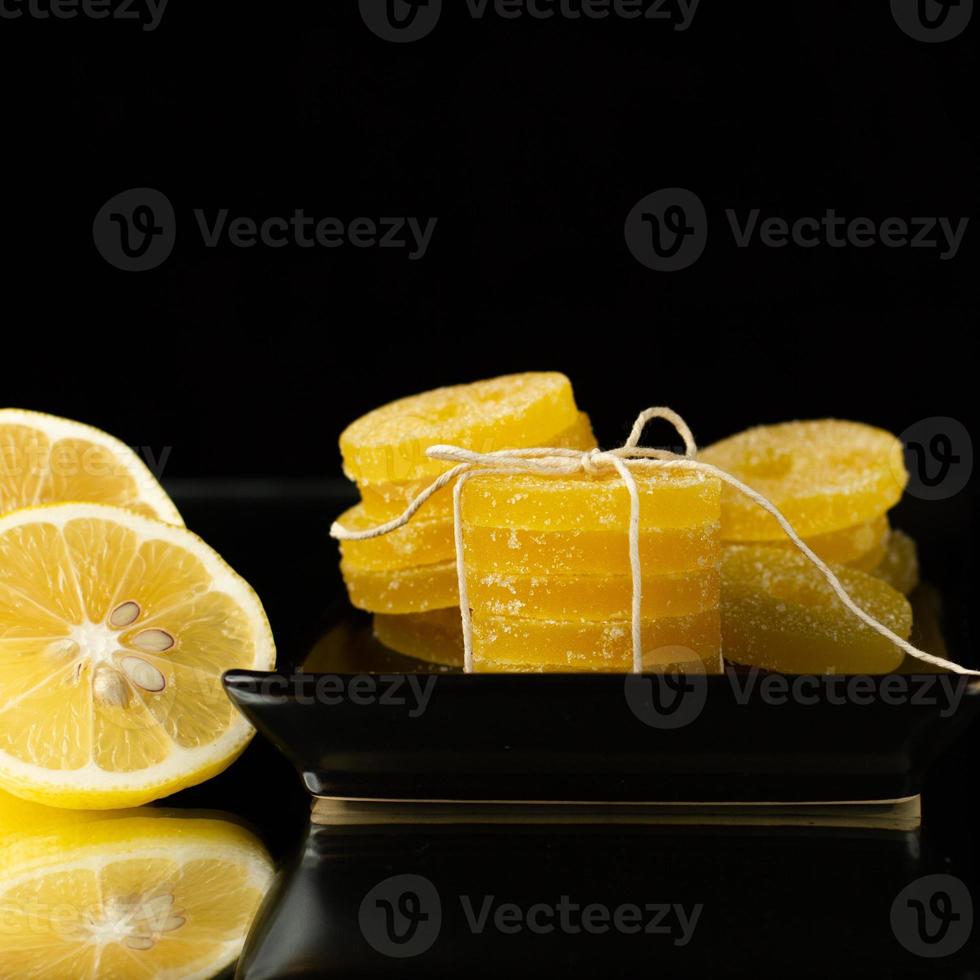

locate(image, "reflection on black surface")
(0, 791), (275, 979)
(303, 612), (460, 675)
(239, 800), (979, 979)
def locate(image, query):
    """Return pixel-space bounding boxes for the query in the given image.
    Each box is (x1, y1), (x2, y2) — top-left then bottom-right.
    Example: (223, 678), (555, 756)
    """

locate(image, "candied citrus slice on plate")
(374, 609), (464, 667)
(0, 503), (275, 809)
(871, 529), (920, 595)
(339, 372), (579, 483)
(0, 409), (181, 524)
(721, 545), (912, 674)
(0, 806), (273, 979)
(355, 410), (598, 521)
(700, 419), (907, 541)
(341, 557), (460, 613)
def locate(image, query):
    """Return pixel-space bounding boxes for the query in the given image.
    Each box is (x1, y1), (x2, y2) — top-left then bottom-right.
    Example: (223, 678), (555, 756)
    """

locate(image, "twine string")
(331, 408), (976, 677)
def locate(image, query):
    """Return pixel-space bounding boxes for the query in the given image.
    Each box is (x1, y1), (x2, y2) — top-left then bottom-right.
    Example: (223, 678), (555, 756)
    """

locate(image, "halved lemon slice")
(0, 807), (273, 979)
(0, 409), (182, 524)
(0, 503), (275, 809)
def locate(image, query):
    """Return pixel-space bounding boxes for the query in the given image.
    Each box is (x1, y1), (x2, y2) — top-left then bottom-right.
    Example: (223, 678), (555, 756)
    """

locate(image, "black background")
(1, 4), (979, 972)
(2, 2), (977, 472)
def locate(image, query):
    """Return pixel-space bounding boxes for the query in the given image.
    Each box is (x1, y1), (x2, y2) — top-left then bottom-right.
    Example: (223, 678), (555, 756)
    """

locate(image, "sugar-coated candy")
(700, 420), (907, 541)
(341, 559), (458, 613)
(462, 468), (720, 532)
(721, 545), (912, 674)
(766, 514), (889, 569)
(471, 609), (722, 673)
(373, 609), (464, 666)
(358, 412), (597, 520)
(871, 529), (919, 595)
(337, 503), (456, 571)
(340, 372), (579, 484)
(467, 568), (719, 621)
(463, 523), (720, 577)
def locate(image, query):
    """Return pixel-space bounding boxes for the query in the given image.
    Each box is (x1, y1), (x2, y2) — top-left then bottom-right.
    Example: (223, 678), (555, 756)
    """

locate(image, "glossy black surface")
(225, 663), (980, 804)
(176, 486), (979, 977)
(239, 811), (976, 980)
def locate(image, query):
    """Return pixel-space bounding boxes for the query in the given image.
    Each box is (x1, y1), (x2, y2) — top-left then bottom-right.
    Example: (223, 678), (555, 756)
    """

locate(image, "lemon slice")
(0, 806), (273, 979)
(0, 503), (275, 809)
(0, 409), (182, 524)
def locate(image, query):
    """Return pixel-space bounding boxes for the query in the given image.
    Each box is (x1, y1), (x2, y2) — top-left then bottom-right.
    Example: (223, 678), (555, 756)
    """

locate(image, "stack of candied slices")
(337, 373), (598, 665)
(335, 376), (917, 675)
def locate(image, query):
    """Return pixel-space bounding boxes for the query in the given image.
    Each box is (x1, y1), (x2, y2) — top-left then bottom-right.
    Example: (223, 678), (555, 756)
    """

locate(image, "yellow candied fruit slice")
(471, 609), (722, 673)
(766, 514), (890, 568)
(463, 523), (720, 577)
(357, 411), (597, 521)
(373, 609), (464, 667)
(700, 419), (907, 541)
(468, 567), (719, 621)
(341, 559), (459, 613)
(462, 467), (720, 532)
(844, 529), (889, 573)
(340, 512), (721, 577)
(337, 503), (454, 571)
(721, 545), (912, 674)
(340, 372), (579, 483)
(871, 529), (919, 595)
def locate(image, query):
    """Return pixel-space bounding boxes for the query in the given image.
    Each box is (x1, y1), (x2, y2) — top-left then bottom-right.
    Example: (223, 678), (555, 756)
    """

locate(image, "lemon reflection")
(0, 791), (273, 979)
